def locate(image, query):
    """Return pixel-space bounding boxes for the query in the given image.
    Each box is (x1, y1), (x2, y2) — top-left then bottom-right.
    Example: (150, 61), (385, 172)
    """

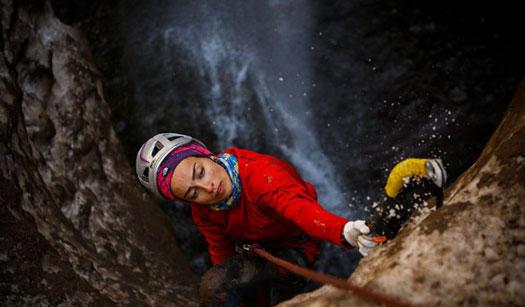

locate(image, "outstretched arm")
(258, 187), (349, 246)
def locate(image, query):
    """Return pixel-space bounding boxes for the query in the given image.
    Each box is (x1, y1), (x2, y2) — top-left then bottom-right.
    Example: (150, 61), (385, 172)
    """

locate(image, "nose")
(196, 179), (214, 193)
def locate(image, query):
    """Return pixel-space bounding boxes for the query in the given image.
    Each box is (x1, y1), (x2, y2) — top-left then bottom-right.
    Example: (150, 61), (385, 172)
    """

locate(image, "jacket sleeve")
(254, 164), (349, 247)
(191, 208), (235, 265)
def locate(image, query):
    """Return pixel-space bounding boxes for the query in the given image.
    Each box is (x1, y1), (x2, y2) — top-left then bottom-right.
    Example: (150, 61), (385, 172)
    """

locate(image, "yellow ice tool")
(384, 158), (429, 198)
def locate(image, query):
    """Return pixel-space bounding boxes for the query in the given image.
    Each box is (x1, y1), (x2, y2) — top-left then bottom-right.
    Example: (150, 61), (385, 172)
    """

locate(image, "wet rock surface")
(50, 0), (524, 203)
(0, 1), (198, 305)
(1, 1), (523, 306)
(49, 0), (524, 277)
(281, 81), (525, 306)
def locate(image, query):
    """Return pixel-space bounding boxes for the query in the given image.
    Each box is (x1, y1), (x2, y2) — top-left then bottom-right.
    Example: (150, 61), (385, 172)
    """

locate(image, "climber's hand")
(356, 235), (378, 256)
(343, 220), (378, 256)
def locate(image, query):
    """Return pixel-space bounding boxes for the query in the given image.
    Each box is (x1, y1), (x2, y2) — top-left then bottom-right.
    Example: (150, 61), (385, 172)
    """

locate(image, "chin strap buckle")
(235, 242), (260, 254)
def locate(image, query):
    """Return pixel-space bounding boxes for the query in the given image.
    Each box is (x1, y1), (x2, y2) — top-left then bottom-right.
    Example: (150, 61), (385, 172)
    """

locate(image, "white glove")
(343, 220), (378, 256)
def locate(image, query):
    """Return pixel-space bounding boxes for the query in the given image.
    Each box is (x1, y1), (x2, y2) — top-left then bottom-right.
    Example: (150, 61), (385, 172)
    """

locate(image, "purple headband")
(156, 142), (212, 200)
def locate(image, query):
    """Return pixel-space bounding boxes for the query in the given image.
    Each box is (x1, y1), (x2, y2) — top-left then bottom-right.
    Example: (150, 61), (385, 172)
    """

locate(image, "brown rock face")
(0, 0), (198, 305)
(2, 0), (523, 306)
(281, 82), (525, 306)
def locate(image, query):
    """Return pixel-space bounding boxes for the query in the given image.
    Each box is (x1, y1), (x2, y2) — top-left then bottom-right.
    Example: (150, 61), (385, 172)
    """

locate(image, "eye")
(192, 188), (199, 200)
(199, 167), (205, 178)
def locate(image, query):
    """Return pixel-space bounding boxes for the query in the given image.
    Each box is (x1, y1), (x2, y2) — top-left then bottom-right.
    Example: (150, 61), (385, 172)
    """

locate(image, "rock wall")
(1, 0), (523, 306)
(0, 1), (198, 305)
(281, 80), (525, 306)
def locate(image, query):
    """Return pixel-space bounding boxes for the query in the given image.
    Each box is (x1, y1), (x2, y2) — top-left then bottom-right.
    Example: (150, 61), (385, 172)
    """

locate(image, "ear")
(210, 155), (217, 161)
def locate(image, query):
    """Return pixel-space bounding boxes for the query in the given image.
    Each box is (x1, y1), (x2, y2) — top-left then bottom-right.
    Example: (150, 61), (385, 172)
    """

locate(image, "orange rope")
(252, 246), (418, 307)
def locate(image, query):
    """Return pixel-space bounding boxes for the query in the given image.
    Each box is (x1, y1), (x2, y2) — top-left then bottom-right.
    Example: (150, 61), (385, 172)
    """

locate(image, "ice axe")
(366, 158), (447, 242)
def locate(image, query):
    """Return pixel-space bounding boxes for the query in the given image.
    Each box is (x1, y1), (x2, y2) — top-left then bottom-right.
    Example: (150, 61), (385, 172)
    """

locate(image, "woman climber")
(135, 132), (446, 306)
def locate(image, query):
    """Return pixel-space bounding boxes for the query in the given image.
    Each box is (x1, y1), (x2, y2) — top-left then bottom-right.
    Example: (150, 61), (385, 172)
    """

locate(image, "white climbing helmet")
(135, 132), (207, 198)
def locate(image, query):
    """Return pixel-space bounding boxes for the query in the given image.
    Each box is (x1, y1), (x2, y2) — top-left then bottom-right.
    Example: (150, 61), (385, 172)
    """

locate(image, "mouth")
(216, 181), (223, 197)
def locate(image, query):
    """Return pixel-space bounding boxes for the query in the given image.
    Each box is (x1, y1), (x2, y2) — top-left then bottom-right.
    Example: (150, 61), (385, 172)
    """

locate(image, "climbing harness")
(243, 243), (418, 307)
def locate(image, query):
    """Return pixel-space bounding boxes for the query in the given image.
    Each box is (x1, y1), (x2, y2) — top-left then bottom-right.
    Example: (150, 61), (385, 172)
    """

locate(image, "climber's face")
(171, 156), (233, 205)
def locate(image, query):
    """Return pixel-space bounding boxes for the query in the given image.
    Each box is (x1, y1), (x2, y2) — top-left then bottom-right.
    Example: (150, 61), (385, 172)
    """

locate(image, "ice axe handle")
(370, 235), (387, 243)
(367, 223), (388, 243)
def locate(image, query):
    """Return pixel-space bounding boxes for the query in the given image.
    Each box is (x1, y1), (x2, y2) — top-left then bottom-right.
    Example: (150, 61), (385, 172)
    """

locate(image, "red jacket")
(191, 147), (350, 265)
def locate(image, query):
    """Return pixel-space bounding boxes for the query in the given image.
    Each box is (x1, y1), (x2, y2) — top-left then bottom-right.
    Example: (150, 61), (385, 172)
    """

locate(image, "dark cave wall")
(0, 1), (198, 305)
(1, 1), (523, 306)
(282, 80), (525, 306)
(49, 0), (525, 205)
